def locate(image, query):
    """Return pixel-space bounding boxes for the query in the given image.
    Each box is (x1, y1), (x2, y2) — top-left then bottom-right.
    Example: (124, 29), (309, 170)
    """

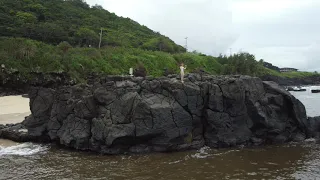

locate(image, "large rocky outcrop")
(2, 75), (318, 154)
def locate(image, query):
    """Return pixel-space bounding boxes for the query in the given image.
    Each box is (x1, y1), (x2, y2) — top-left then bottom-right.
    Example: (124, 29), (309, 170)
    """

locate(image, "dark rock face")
(306, 116), (320, 138)
(0, 71), (74, 96)
(9, 75), (317, 154)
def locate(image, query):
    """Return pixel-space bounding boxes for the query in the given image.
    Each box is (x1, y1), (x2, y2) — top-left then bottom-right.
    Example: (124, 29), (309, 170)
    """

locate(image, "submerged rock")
(306, 116), (320, 138)
(2, 75), (319, 154)
(0, 123), (31, 142)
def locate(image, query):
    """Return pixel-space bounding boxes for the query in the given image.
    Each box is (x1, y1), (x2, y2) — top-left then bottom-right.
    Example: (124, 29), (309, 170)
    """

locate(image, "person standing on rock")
(180, 63), (187, 83)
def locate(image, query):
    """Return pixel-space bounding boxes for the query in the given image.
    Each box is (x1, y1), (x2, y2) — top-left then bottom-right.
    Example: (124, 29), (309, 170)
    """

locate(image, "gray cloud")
(87, 0), (320, 72)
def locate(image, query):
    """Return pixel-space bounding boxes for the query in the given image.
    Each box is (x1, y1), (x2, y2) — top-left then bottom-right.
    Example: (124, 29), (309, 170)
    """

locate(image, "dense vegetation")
(0, 0), (318, 82)
(2, 37), (317, 82)
(0, 0), (186, 53)
(0, 37), (222, 80)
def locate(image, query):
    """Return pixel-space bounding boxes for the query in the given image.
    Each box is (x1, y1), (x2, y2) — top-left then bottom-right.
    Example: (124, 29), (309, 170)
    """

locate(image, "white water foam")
(191, 146), (212, 159)
(305, 138), (317, 143)
(168, 160), (182, 164)
(0, 143), (49, 156)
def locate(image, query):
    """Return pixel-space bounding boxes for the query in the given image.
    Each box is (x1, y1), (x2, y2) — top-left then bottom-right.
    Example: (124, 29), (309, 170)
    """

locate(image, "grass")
(0, 37), (221, 81)
(0, 37), (318, 83)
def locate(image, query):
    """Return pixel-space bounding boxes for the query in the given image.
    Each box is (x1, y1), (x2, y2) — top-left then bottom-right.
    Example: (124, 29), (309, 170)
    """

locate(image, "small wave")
(247, 172), (258, 176)
(305, 138), (317, 143)
(168, 160), (182, 164)
(191, 146), (211, 159)
(213, 149), (240, 156)
(0, 143), (49, 156)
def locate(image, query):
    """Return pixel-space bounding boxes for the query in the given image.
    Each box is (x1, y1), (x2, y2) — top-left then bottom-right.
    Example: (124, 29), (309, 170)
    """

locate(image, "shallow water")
(0, 87), (320, 180)
(0, 142), (320, 180)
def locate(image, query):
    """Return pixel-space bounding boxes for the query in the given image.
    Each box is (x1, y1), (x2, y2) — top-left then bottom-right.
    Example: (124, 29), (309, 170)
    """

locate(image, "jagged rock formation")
(1, 75), (316, 154)
(0, 70), (74, 96)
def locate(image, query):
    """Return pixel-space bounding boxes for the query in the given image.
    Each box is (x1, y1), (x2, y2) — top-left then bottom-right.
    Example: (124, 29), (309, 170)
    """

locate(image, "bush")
(58, 41), (72, 53)
(133, 63), (147, 77)
(1, 37), (318, 83)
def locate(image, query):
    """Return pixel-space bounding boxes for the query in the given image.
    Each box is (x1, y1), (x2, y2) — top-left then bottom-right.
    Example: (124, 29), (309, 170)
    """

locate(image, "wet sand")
(0, 139), (19, 147)
(0, 95), (30, 125)
(0, 95), (30, 147)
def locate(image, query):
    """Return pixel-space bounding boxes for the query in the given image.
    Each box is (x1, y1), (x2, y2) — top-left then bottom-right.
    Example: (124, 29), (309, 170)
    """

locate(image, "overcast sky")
(87, 0), (320, 71)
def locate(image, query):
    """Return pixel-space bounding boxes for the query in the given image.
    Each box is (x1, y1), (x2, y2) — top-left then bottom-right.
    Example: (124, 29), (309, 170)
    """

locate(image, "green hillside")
(0, 37), (222, 81)
(0, 0), (186, 53)
(0, 0), (318, 82)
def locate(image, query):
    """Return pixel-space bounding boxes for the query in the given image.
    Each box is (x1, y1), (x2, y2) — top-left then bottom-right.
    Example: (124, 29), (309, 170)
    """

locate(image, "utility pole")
(229, 48), (232, 56)
(185, 37), (188, 52)
(98, 28), (103, 49)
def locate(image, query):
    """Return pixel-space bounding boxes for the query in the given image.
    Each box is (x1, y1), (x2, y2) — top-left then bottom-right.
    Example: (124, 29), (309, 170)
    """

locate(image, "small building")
(279, 67), (298, 72)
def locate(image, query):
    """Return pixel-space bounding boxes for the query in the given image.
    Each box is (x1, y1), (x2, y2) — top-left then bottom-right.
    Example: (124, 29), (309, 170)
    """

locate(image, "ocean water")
(290, 85), (320, 117)
(0, 86), (319, 180)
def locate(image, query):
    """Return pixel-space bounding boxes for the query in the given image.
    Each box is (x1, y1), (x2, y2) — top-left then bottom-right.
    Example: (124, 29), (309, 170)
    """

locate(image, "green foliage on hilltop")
(0, 0), (185, 53)
(173, 53), (222, 74)
(262, 68), (318, 78)
(1, 37), (317, 82)
(217, 53), (266, 76)
(0, 37), (220, 81)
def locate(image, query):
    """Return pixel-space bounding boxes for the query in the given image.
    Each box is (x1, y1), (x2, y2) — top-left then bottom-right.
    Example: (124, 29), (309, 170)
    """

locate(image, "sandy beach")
(0, 95), (30, 125)
(0, 95), (30, 147)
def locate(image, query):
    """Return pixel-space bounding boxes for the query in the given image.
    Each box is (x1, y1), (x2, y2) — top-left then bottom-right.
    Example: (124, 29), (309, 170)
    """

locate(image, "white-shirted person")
(180, 63), (187, 83)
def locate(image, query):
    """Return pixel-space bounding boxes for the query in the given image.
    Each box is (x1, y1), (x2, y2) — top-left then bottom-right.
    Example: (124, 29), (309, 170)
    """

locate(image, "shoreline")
(0, 95), (30, 147)
(0, 139), (20, 147)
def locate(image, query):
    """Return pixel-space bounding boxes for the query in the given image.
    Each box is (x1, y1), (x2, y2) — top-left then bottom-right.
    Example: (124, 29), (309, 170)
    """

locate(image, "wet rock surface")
(0, 123), (31, 142)
(306, 116), (320, 138)
(2, 75), (319, 154)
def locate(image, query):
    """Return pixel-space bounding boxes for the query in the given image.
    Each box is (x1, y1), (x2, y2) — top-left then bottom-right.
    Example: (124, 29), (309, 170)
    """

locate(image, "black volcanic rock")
(306, 116), (320, 138)
(2, 75), (319, 154)
(0, 70), (75, 96)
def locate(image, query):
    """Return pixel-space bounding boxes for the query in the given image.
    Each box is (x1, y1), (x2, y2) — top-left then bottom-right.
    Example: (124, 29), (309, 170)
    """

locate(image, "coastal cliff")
(1, 75), (318, 154)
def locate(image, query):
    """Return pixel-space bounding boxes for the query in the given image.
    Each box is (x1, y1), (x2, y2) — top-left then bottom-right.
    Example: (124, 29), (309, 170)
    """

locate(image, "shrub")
(133, 63), (147, 77)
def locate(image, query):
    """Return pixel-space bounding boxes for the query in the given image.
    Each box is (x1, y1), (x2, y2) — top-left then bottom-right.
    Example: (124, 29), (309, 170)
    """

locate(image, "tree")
(75, 27), (99, 47)
(142, 37), (175, 53)
(217, 52), (263, 76)
(15, 11), (37, 24)
(58, 41), (72, 54)
(36, 23), (68, 44)
(26, 3), (46, 14)
(58, 41), (72, 72)
(1, 0), (186, 53)
(92, 4), (103, 10)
